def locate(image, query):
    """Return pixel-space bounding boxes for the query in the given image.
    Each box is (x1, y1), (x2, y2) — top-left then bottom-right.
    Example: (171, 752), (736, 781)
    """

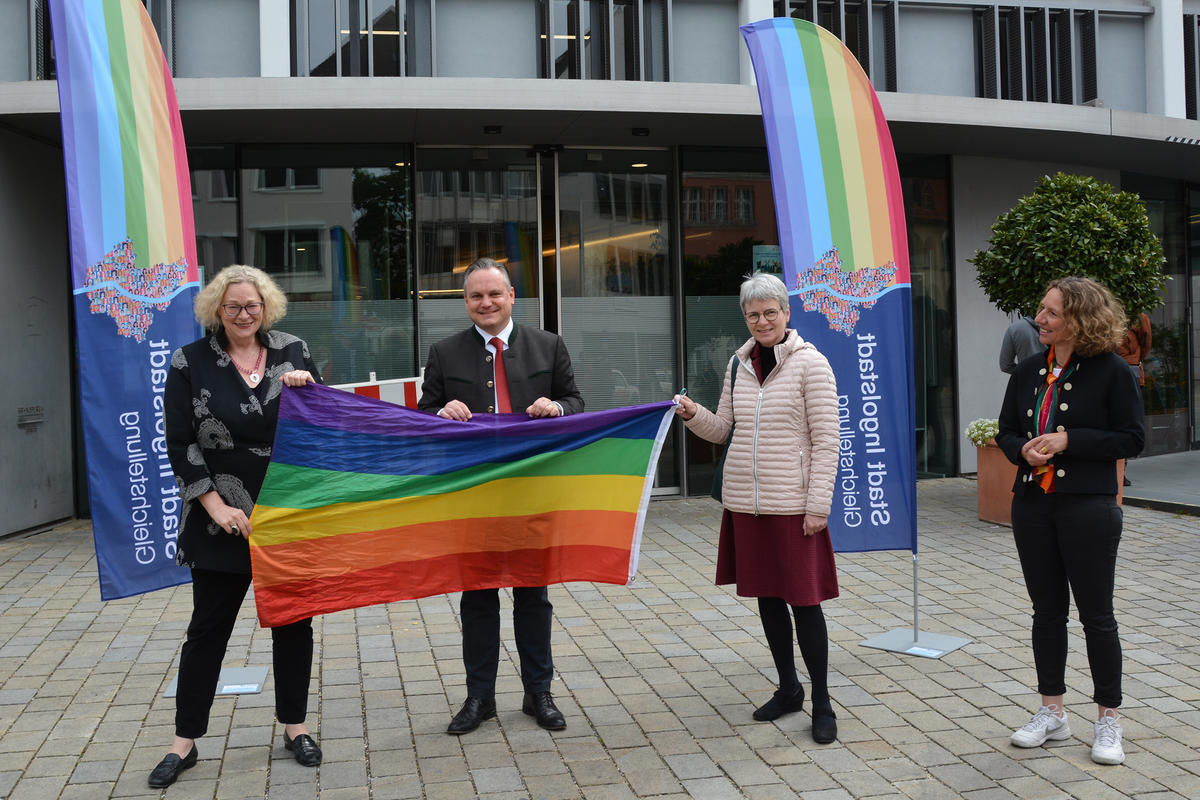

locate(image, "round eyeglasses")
(744, 308), (782, 324)
(221, 302), (263, 318)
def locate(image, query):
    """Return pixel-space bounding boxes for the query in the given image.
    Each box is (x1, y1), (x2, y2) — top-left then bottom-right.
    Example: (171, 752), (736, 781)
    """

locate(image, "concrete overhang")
(3, 76), (1200, 180)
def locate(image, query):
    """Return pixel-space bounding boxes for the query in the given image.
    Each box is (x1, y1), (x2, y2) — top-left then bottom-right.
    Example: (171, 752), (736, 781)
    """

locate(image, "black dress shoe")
(147, 745), (197, 788)
(522, 692), (566, 730)
(447, 696), (497, 735)
(753, 685), (805, 722)
(284, 732), (322, 767)
(811, 705), (838, 744)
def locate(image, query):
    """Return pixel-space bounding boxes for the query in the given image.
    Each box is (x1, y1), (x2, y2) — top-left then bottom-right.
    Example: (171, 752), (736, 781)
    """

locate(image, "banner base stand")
(165, 666), (268, 698)
(858, 554), (972, 659)
(860, 628), (970, 659)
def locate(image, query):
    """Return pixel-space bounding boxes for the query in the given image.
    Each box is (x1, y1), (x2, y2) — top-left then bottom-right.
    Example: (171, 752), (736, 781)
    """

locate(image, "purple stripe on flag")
(280, 383), (675, 441)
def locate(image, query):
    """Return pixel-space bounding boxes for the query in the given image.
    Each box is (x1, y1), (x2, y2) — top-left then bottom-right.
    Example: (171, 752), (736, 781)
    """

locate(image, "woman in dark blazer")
(997, 276), (1144, 766)
(149, 265), (322, 787)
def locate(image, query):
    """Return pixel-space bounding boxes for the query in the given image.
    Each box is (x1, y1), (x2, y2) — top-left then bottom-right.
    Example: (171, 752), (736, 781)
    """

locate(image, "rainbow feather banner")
(249, 385), (674, 627)
(742, 19), (916, 553)
(51, 0), (200, 598)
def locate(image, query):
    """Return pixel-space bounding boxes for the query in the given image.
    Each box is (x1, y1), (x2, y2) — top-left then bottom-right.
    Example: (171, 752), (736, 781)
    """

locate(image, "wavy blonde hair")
(1046, 276), (1126, 357)
(194, 264), (288, 331)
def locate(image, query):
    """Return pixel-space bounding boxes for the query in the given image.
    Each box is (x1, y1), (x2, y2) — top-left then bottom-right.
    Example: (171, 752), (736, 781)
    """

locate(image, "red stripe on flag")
(251, 509), (636, 588)
(254, 544), (633, 627)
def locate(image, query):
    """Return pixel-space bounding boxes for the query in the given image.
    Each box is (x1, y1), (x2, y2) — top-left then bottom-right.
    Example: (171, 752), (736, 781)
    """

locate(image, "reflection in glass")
(415, 151), (541, 367)
(681, 163), (777, 493)
(229, 152), (414, 385)
(901, 158), (955, 477)
(558, 155), (677, 487)
(301, 0), (403, 76)
(1138, 194), (1188, 454)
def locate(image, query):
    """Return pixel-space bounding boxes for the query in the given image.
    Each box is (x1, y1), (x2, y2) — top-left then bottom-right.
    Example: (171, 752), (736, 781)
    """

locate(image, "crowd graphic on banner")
(83, 239), (190, 342)
(795, 247), (900, 335)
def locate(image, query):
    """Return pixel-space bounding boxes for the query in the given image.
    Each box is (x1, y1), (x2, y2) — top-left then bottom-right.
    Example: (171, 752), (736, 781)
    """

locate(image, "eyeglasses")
(221, 302), (263, 318)
(744, 308), (783, 324)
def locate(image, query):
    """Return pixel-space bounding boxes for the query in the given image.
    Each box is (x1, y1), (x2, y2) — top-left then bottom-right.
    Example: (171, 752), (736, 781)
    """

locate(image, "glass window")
(415, 149), (541, 367)
(557, 149), (678, 488)
(735, 186), (754, 225)
(371, 0), (401, 76)
(901, 156), (956, 477)
(236, 145), (415, 384)
(612, 0), (638, 80)
(643, 0), (667, 81)
(1123, 173), (1189, 455)
(709, 186), (728, 223)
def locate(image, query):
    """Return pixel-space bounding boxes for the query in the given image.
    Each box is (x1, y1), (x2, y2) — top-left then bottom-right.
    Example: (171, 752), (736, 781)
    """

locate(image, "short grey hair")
(739, 272), (789, 312)
(462, 257), (513, 291)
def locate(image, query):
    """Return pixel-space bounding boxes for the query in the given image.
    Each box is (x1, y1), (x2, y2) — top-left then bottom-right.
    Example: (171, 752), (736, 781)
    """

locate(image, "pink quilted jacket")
(686, 332), (839, 517)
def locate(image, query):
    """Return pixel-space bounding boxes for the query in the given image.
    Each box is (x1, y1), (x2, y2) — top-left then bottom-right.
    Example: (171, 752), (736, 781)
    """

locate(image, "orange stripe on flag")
(251, 509), (635, 588)
(254, 544), (632, 627)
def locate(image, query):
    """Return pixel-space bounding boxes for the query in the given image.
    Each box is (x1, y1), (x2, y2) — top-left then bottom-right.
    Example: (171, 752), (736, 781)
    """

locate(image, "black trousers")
(1011, 489), (1123, 708)
(175, 568), (314, 738)
(461, 586), (552, 698)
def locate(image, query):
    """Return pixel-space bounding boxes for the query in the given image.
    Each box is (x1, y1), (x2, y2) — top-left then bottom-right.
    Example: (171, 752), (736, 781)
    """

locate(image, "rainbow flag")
(248, 385), (675, 627)
(51, 0), (200, 598)
(331, 225), (362, 323)
(742, 19), (916, 553)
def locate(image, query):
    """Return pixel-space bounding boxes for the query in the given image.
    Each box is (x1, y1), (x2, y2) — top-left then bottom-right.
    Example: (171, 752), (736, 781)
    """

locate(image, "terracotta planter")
(976, 446), (1126, 526)
(976, 444), (1018, 525)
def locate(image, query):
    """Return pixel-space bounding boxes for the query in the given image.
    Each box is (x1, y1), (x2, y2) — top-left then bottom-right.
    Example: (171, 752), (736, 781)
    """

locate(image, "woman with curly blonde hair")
(997, 276), (1144, 766)
(149, 265), (323, 787)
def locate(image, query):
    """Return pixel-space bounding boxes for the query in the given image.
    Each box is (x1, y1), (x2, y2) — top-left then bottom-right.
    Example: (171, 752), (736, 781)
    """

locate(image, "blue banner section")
(789, 290), (917, 553)
(76, 294), (196, 599)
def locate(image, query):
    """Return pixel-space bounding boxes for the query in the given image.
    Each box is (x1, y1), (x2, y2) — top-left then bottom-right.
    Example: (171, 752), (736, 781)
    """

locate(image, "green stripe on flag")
(257, 436), (655, 509)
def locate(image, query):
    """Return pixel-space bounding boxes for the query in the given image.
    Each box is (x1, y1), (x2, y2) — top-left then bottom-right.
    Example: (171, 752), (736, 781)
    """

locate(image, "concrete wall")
(0, 1), (29, 82)
(176, 0), (260, 78)
(437, 0), (539, 78)
(0, 129), (73, 534)
(952, 155), (1120, 473)
(673, 0), (741, 84)
(1098, 15), (1146, 113)
(897, 8), (976, 97)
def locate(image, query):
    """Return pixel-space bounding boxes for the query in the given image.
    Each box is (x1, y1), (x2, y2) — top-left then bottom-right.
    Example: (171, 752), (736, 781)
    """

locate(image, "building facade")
(2, 0), (1199, 534)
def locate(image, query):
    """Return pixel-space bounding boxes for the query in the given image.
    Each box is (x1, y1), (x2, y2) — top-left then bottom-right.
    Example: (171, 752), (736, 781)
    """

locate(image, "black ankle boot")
(753, 685), (805, 722)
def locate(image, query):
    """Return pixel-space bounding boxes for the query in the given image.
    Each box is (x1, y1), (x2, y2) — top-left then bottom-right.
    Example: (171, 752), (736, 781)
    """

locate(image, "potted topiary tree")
(970, 172), (1166, 319)
(968, 172), (1163, 519)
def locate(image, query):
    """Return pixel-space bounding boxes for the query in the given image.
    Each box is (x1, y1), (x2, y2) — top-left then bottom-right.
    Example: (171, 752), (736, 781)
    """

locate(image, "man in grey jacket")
(999, 315), (1042, 374)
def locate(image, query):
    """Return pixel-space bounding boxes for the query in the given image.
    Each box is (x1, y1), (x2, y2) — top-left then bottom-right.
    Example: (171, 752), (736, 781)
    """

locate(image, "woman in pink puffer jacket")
(675, 272), (840, 744)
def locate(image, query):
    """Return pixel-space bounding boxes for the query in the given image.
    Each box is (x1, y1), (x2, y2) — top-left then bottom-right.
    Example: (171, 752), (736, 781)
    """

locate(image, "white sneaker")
(1011, 706), (1071, 747)
(1091, 713), (1125, 765)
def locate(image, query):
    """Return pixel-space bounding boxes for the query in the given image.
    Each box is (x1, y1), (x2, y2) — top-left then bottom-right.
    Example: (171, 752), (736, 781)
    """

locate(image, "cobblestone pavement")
(1, 479), (1198, 799)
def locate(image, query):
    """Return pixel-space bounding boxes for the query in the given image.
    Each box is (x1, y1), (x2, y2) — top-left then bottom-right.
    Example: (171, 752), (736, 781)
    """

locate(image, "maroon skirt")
(716, 509), (839, 607)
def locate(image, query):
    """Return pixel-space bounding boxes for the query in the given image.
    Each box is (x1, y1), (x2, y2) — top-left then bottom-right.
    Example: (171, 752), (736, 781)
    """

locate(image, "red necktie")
(490, 337), (512, 413)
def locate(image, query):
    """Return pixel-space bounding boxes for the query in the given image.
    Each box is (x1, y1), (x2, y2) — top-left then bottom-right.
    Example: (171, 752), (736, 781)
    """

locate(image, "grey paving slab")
(1, 480), (1200, 798)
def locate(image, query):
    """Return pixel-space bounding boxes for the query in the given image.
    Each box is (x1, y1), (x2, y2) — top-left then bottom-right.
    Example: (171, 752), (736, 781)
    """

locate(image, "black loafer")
(522, 691), (566, 730)
(812, 705), (838, 744)
(147, 745), (197, 787)
(753, 685), (805, 722)
(283, 732), (322, 767)
(447, 696), (497, 735)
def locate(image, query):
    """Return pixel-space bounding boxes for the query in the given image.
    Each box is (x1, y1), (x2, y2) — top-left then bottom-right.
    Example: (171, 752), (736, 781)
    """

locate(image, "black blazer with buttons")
(418, 322), (584, 416)
(997, 348), (1144, 496)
